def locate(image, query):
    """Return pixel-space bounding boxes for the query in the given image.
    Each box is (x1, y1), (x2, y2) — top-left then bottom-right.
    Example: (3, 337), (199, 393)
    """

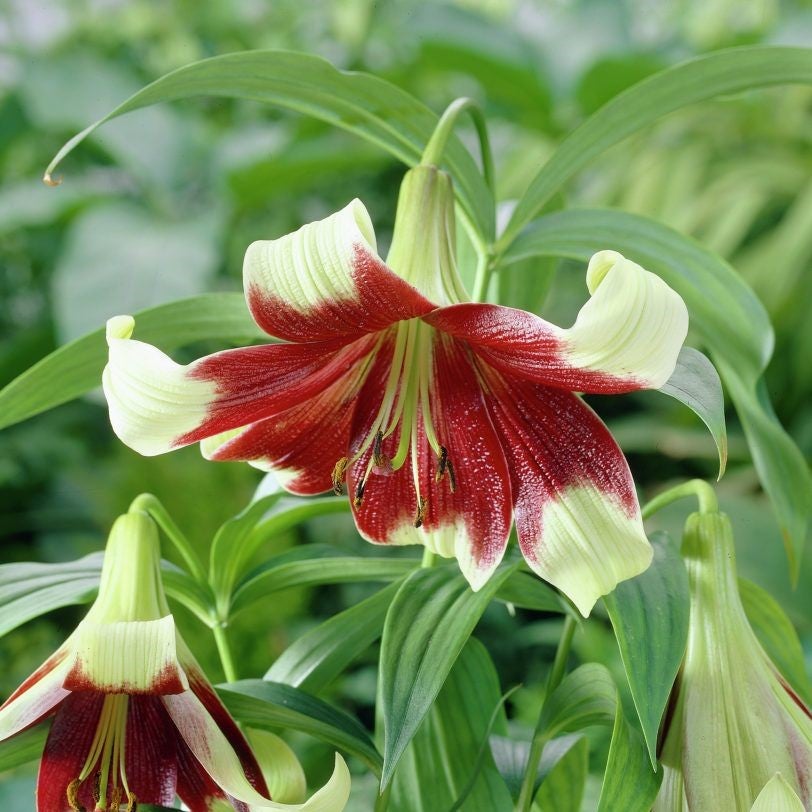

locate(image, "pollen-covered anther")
(331, 457), (349, 495)
(372, 431), (390, 470)
(353, 479), (366, 508)
(434, 446), (456, 492)
(67, 779), (85, 811)
(125, 792), (137, 812)
(414, 497), (428, 528)
(107, 786), (122, 811)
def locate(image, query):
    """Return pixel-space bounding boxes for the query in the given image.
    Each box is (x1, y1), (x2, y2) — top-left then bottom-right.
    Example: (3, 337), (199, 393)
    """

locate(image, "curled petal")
(244, 199), (435, 342)
(64, 616), (188, 694)
(0, 645), (70, 740)
(103, 315), (371, 456)
(425, 250), (688, 393)
(483, 371), (651, 616)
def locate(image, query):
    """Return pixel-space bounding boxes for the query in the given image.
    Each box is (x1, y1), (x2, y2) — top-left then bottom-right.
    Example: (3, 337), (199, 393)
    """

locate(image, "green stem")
(421, 547), (436, 568)
(472, 250), (495, 302)
(374, 784), (392, 812)
(212, 624), (238, 684)
(421, 97), (495, 195)
(515, 615), (577, 812)
(129, 494), (208, 583)
(641, 479), (718, 520)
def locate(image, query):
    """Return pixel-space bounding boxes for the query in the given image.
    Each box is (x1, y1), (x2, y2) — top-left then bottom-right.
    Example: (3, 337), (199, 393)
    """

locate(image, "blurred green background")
(1, 0), (811, 808)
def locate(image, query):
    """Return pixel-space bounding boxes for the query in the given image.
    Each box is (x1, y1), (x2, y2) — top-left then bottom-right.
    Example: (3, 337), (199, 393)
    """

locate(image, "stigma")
(66, 694), (136, 811)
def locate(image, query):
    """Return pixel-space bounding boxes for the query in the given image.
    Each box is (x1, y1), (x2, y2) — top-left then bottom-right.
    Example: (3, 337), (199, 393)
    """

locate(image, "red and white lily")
(0, 512), (350, 812)
(103, 164), (688, 616)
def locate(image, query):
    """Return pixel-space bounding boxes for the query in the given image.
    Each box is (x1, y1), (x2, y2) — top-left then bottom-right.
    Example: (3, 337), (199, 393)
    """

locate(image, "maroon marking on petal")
(179, 336), (377, 447)
(778, 674), (812, 720)
(184, 670), (268, 798)
(125, 696), (178, 806)
(36, 692), (104, 812)
(247, 243), (436, 342)
(348, 334), (512, 576)
(425, 303), (639, 394)
(64, 660), (187, 696)
(2, 648), (68, 709)
(208, 336), (378, 494)
(175, 732), (250, 812)
(481, 368), (638, 565)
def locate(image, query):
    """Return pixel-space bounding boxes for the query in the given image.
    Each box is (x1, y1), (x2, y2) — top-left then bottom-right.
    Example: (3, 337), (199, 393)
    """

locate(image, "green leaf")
(265, 581), (402, 693)
(0, 723), (47, 772)
(390, 638), (513, 812)
(503, 207), (811, 578)
(659, 348), (727, 479)
(45, 50), (494, 241)
(0, 293), (262, 432)
(218, 679), (382, 776)
(538, 663), (617, 739)
(739, 577), (812, 705)
(596, 709), (662, 812)
(603, 532), (690, 765)
(533, 736), (589, 812)
(0, 554), (101, 637)
(379, 562), (517, 788)
(489, 734), (583, 801)
(496, 570), (569, 614)
(499, 46), (812, 248)
(231, 553), (415, 618)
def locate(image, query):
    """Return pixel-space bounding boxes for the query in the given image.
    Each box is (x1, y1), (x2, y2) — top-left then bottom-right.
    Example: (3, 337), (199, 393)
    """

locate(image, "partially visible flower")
(751, 773), (805, 812)
(655, 511), (812, 811)
(102, 164), (688, 615)
(0, 511), (350, 812)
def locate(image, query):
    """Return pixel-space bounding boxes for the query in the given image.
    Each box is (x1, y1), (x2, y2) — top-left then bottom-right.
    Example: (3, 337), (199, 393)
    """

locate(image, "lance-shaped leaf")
(379, 562), (517, 788)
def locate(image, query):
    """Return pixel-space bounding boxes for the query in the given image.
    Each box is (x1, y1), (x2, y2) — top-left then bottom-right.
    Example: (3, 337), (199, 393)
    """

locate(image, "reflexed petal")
(64, 616), (188, 694)
(348, 334), (512, 590)
(751, 774), (805, 812)
(125, 696), (179, 806)
(482, 371), (651, 616)
(0, 646), (71, 740)
(247, 729), (307, 804)
(35, 692), (104, 812)
(104, 315), (371, 456)
(202, 338), (376, 495)
(244, 199), (435, 342)
(425, 250), (687, 393)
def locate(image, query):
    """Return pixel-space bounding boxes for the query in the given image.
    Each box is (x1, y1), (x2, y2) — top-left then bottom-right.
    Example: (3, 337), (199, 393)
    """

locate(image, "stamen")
(108, 787), (122, 811)
(126, 793), (137, 812)
(372, 431), (390, 469)
(353, 479), (366, 507)
(414, 497), (428, 528)
(331, 457), (348, 495)
(67, 779), (85, 812)
(445, 458), (456, 493)
(435, 446), (448, 482)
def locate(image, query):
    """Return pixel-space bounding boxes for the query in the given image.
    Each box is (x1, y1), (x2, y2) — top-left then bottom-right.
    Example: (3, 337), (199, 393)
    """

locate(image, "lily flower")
(0, 511), (350, 812)
(655, 511), (812, 811)
(103, 163), (688, 616)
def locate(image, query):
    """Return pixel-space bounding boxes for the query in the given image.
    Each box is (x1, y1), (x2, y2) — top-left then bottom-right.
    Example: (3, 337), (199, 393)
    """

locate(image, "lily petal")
(104, 316), (372, 456)
(349, 333), (512, 590)
(0, 646), (70, 740)
(751, 774), (805, 812)
(35, 692), (104, 812)
(125, 696), (179, 806)
(64, 616), (188, 694)
(244, 199), (435, 342)
(425, 250), (687, 393)
(202, 340), (374, 495)
(483, 370), (651, 616)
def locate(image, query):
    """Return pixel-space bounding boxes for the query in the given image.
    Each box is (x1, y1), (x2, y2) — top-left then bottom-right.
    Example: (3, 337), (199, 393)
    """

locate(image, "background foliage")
(1, 0), (811, 808)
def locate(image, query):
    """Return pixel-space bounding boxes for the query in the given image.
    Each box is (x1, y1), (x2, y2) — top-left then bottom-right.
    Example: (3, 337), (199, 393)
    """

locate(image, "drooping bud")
(654, 512), (812, 811)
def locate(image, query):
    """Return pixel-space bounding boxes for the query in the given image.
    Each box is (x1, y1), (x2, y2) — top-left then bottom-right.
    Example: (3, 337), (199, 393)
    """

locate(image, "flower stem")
(472, 249), (495, 302)
(515, 615), (577, 812)
(212, 623), (239, 684)
(374, 784), (392, 812)
(128, 493), (208, 584)
(641, 479), (718, 520)
(421, 547), (436, 568)
(420, 97), (495, 195)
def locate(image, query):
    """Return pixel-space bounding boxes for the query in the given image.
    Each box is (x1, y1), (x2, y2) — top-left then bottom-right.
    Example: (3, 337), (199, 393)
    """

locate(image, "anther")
(92, 772), (101, 804)
(445, 458), (456, 493)
(108, 787), (122, 811)
(43, 172), (63, 187)
(126, 792), (138, 812)
(414, 497), (428, 528)
(67, 779), (85, 812)
(353, 479), (366, 508)
(372, 431), (389, 469)
(435, 446), (448, 482)
(331, 457), (348, 495)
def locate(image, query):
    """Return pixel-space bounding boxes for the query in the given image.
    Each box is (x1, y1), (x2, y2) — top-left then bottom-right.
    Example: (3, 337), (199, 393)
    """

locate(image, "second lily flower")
(103, 163), (688, 616)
